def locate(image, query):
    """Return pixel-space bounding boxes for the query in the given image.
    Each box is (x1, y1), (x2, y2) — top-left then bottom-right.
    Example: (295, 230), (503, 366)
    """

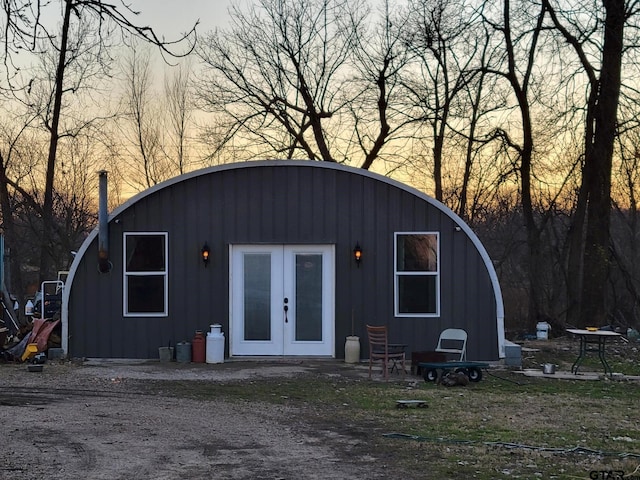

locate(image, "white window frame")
(123, 232), (169, 317)
(394, 231), (440, 317)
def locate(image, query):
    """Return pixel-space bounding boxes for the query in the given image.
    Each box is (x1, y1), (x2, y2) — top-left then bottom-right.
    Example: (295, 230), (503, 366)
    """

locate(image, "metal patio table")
(566, 329), (622, 377)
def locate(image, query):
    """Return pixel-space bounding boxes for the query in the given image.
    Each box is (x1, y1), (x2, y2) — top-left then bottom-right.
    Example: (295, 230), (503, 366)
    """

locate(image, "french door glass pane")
(244, 253), (271, 341)
(295, 254), (322, 341)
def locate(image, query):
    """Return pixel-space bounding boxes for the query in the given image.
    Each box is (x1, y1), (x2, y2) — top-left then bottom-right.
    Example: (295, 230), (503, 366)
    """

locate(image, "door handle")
(283, 298), (289, 323)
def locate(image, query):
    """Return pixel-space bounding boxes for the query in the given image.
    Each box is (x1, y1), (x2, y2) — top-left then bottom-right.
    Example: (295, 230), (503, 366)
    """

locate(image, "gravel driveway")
(0, 359), (389, 480)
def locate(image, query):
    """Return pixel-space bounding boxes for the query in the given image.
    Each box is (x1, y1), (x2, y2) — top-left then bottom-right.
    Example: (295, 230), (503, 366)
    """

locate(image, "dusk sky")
(129, 0), (233, 39)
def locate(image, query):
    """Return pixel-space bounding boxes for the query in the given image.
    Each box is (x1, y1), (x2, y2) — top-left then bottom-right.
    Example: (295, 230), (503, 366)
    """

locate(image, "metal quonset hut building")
(62, 160), (505, 361)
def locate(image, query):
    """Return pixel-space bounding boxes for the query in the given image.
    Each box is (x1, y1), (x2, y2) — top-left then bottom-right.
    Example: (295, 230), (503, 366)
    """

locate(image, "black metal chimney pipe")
(98, 170), (110, 273)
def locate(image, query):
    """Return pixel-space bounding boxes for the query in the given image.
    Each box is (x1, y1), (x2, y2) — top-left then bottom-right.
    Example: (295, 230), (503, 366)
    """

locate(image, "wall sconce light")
(353, 242), (362, 267)
(201, 243), (211, 267)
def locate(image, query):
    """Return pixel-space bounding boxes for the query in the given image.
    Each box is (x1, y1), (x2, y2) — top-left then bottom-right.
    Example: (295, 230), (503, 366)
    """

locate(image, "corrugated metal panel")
(66, 161), (501, 360)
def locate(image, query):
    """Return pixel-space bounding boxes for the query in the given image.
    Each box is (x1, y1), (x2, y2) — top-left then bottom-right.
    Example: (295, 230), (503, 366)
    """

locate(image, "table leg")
(571, 336), (587, 374)
(571, 335), (614, 377)
(597, 337), (613, 376)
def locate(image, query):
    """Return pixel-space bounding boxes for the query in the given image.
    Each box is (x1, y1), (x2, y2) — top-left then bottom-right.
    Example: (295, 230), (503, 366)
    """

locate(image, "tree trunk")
(458, 71), (485, 220)
(39, 0), (72, 283)
(433, 126), (444, 202)
(503, 0), (547, 329)
(579, 0), (624, 327)
(565, 178), (588, 327)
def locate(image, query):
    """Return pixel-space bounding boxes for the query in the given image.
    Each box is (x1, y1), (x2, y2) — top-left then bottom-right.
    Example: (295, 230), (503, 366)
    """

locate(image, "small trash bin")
(206, 324), (224, 364)
(175, 341), (191, 363)
(158, 346), (174, 362)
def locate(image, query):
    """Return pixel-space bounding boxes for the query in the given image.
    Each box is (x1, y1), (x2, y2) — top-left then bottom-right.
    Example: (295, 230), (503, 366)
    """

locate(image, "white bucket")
(536, 322), (550, 340)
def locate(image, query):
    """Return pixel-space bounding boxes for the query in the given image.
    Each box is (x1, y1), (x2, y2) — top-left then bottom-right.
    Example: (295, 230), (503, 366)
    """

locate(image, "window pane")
(397, 234), (437, 272)
(244, 253), (271, 341)
(295, 254), (322, 341)
(398, 275), (437, 314)
(126, 235), (166, 272)
(127, 275), (165, 313)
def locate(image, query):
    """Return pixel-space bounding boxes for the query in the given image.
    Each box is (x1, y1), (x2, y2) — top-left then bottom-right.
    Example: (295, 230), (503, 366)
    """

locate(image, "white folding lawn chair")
(435, 328), (467, 361)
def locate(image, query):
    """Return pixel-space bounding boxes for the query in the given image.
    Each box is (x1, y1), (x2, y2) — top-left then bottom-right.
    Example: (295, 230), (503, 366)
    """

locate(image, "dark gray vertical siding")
(261, 167), (277, 240)
(220, 169), (236, 242)
(332, 170), (348, 340)
(374, 182), (394, 331)
(440, 236), (453, 345)
(269, 167), (288, 240)
(289, 168), (309, 240)
(102, 216), (121, 358)
(250, 167), (267, 239)
(333, 169), (356, 343)
(68, 162), (499, 360)
(311, 167), (328, 239)
(172, 177), (203, 343)
(233, 168), (251, 240)
(446, 227), (467, 336)
(347, 174), (370, 339)
(180, 176), (201, 338)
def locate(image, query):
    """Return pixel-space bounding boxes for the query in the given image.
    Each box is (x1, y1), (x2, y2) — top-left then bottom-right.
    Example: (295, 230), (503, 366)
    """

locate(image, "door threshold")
(227, 356), (335, 362)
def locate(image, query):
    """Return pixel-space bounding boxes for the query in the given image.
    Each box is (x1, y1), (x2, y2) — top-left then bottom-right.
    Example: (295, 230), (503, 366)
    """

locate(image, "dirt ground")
(0, 359), (391, 480)
(2, 336), (637, 479)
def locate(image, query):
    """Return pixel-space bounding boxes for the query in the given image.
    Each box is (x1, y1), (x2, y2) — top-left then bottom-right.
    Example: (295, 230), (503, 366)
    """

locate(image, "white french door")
(230, 245), (335, 356)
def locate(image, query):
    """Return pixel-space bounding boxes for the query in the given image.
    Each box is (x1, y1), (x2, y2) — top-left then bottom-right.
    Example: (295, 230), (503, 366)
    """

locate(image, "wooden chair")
(366, 324), (406, 380)
(435, 328), (467, 361)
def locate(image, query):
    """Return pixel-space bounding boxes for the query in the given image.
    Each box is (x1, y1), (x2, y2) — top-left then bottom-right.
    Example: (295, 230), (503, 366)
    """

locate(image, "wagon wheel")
(467, 367), (483, 382)
(454, 367), (469, 377)
(423, 368), (438, 382)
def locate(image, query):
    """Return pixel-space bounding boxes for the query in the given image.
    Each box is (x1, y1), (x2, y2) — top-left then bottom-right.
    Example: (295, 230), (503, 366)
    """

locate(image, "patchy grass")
(145, 370), (640, 479)
(142, 338), (640, 479)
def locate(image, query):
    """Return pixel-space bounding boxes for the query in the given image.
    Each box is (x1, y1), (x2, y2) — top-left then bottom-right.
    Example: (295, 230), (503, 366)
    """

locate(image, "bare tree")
(403, 0), (485, 201)
(542, 0), (630, 327)
(454, 24), (494, 220)
(196, 0), (353, 162)
(164, 60), (194, 175)
(479, 0), (554, 328)
(0, 112), (41, 321)
(1, 0), (197, 282)
(196, 0), (413, 170)
(117, 48), (199, 192)
(119, 45), (165, 190)
(609, 125), (640, 325)
(340, 0), (415, 171)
